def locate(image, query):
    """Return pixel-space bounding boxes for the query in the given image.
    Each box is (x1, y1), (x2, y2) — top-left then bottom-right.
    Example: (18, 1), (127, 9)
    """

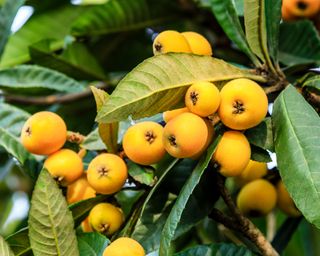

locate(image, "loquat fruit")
(237, 179), (277, 217)
(181, 31), (212, 56)
(218, 78), (268, 130)
(21, 111), (67, 155)
(276, 180), (301, 217)
(66, 173), (96, 204)
(282, 0), (320, 18)
(235, 160), (268, 186)
(103, 237), (145, 256)
(213, 131), (251, 177)
(163, 112), (208, 158)
(163, 107), (189, 123)
(122, 121), (166, 165)
(88, 203), (124, 236)
(44, 148), (83, 186)
(87, 153), (128, 195)
(185, 81), (220, 117)
(153, 30), (191, 55)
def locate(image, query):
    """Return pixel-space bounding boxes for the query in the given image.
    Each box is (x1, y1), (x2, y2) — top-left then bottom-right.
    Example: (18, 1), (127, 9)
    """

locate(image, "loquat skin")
(282, 2), (298, 21)
(66, 173), (96, 204)
(163, 107), (189, 123)
(191, 119), (215, 159)
(44, 149), (83, 186)
(276, 180), (301, 217)
(218, 78), (268, 130)
(81, 217), (93, 232)
(152, 30), (192, 55)
(235, 160), (268, 186)
(181, 31), (213, 56)
(103, 237), (145, 256)
(237, 179), (277, 217)
(163, 112), (208, 158)
(87, 153), (128, 195)
(88, 203), (124, 236)
(213, 131), (251, 177)
(282, 0), (320, 18)
(122, 121), (166, 165)
(185, 81), (221, 117)
(21, 111), (67, 155)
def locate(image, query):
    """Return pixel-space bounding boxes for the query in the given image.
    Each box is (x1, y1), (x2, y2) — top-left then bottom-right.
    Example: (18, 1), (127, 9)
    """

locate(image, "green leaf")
(272, 85), (320, 228)
(159, 137), (220, 255)
(0, 235), (14, 256)
(81, 128), (107, 151)
(5, 228), (31, 256)
(244, 0), (270, 65)
(4, 195), (108, 256)
(69, 195), (110, 227)
(174, 243), (254, 256)
(132, 190), (176, 253)
(0, 103), (30, 137)
(91, 86), (119, 153)
(272, 217), (302, 254)
(208, 0), (260, 65)
(265, 0), (281, 62)
(128, 161), (155, 186)
(28, 169), (80, 256)
(71, 0), (174, 36)
(115, 189), (145, 217)
(0, 5), (86, 67)
(302, 74), (320, 93)
(77, 233), (109, 256)
(0, 65), (85, 94)
(245, 117), (274, 152)
(250, 144), (272, 163)
(0, 0), (24, 58)
(29, 40), (107, 80)
(279, 20), (320, 66)
(96, 53), (265, 123)
(0, 127), (30, 164)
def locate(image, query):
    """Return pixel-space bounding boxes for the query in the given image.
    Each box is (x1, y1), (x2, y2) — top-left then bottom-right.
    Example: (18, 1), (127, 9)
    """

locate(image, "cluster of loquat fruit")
(150, 30), (302, 219)
(20, 111), (144, 256)
(19, 29), (300, 256)
(282, 0), (320, 21)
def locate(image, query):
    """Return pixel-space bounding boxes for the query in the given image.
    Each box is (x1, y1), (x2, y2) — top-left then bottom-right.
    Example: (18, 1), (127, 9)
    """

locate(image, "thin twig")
(264, 81), (286, 95)
(2, 82), (108, 105)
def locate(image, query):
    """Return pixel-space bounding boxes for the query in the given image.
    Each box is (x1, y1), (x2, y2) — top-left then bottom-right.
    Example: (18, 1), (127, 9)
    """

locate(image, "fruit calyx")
(145, 130), (156, 144)
(98, 166), (109, 177)
(233, 100), (245, 114)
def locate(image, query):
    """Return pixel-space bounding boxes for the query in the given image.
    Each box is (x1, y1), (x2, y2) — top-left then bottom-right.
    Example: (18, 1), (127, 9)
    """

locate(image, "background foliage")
(0, 0), (320, 255)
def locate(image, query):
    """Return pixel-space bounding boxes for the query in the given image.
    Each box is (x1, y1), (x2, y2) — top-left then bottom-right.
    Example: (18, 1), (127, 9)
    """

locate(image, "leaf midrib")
(44, 183), (61, 255)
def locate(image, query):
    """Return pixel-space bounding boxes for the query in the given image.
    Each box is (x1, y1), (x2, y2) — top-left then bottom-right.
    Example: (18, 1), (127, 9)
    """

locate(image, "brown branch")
(212, 175), (279, 256)
(2, 82), (108, 105)
(264, 81), (286, 95)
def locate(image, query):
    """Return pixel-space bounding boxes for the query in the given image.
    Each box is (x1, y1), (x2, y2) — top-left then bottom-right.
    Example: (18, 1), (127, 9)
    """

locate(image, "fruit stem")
(67, 131), (85, 144)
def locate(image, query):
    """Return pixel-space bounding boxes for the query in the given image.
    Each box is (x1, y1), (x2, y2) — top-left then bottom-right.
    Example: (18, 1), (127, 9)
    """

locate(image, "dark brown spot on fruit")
(25, 126), (31, 136)
(98, 166), (109, 177)
(100, 223), (110, 234)
(190, 91), (199, 105)
(154, 42), (162, 52)
(145, 130), (156, 144)
(233, 100), (245, 114)
(168, 135), (177, 147)
(297, 1), (308, 10)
